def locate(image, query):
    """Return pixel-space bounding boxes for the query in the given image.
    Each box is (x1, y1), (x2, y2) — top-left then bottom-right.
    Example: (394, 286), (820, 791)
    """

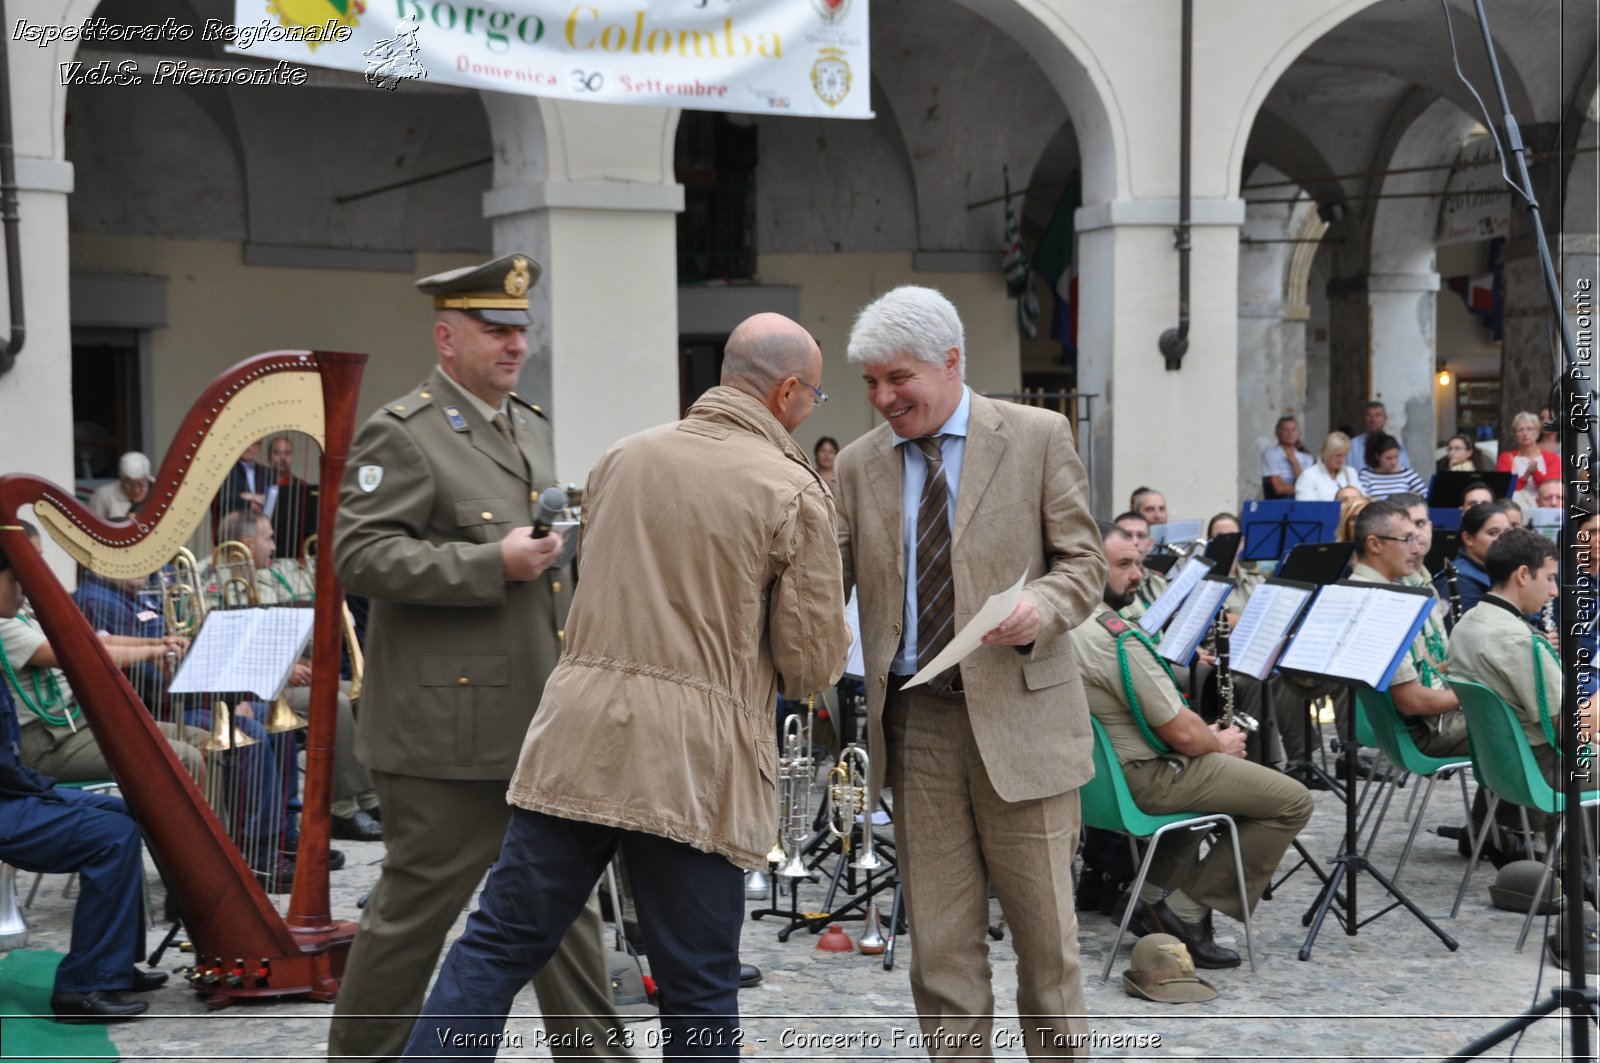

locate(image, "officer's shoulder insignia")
(442, 405), (470, 432)
(1098, 612), (1130, 637)
(509, 392), (547, 420)
(384, 382), (434, 420)
(357, 465), (384, 493)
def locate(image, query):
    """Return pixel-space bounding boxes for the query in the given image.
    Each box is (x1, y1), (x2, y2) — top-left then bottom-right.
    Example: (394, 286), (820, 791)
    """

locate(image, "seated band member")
(1347, 501), (1468, 757)
(1069, 521), (1314, 968)
(218, 509), (381, 841)
(1433, 502), (1513, 630)
(1, 527), (206, 787)
(1448, 529), (1586, 841)
(0, 542), (169, 1022)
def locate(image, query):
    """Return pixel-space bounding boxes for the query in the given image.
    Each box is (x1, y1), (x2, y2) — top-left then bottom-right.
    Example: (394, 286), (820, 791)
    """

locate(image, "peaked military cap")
(416, 252), (540, 327)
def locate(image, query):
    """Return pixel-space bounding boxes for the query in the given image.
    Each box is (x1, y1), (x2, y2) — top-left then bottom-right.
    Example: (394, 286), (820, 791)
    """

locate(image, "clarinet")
(1445, 560), (1462, 624)
(1214, 610), (1258, 733)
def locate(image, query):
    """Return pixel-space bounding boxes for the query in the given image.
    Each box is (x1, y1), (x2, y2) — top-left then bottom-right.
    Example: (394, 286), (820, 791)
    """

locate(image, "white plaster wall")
(755, 252), (1020, 456)
(65, 234), (480, 457)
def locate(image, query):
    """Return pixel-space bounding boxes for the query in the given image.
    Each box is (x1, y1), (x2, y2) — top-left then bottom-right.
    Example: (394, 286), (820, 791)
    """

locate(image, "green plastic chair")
(1353, 689), (1472, 886)
(1445, 678), (1600, 951)
(1081, 716), (1255, 980)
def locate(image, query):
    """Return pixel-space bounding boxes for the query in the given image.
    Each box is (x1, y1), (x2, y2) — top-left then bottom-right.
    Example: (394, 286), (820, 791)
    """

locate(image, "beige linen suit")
(835, 391), (1105, 1060)
(327, 366), (621, 1062)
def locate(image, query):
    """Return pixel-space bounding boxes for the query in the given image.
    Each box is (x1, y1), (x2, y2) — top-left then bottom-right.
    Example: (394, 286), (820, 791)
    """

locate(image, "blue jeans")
(403, 808), (745, 1060)
(0, 787), (143, 993)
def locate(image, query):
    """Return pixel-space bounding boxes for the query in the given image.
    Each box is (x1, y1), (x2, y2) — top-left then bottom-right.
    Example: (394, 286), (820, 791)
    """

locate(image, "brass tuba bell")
(263, 695), (308, 734)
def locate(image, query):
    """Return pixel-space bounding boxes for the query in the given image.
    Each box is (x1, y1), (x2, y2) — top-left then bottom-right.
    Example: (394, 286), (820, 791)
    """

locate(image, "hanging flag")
(1444, 236), (1505, 340)
(1002, 194), (1029, 295)
(1033, 177), (1081, 359)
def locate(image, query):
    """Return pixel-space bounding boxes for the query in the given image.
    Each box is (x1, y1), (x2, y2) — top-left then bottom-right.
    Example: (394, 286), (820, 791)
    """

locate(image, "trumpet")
(771, 696), (818, 879)
(826, 744), (882, 871)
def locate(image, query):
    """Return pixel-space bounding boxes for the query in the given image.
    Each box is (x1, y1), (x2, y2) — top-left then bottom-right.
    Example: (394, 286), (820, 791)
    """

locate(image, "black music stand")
(1240, 500), (1340, 564)
(1426, 470), (1513, 509)
(1277, 582), (1459, 960)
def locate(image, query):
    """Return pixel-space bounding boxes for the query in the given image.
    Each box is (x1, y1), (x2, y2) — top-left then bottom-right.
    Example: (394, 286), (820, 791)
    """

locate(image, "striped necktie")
(913, 436), (956, 676)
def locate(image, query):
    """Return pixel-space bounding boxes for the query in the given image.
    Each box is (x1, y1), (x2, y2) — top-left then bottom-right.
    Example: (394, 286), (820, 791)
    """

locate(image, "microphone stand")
(1439, 0), (1597, 1056)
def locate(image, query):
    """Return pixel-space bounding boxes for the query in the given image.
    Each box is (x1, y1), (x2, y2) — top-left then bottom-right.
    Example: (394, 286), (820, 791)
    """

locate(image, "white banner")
(228, 0), (871, 119)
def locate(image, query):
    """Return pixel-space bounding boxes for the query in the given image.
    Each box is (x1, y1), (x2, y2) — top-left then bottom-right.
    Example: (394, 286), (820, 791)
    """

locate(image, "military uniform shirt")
(0, 615), (75, 732)
(1069, 602), (1185, 765)
(1449, 593), (1559, 751)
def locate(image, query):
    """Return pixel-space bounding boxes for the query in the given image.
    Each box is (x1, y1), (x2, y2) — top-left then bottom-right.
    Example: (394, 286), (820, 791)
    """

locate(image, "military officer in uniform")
(1069, 521), (1313, 968)
(327, 253), (626, 1062)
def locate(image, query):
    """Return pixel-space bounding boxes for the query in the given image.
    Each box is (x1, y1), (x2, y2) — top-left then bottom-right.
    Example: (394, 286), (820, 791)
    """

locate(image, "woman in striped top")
(1356, 432), (1426, 499)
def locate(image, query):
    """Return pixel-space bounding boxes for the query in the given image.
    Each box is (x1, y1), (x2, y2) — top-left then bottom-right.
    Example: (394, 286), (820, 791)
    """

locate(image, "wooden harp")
(0, 350), (366, 1004)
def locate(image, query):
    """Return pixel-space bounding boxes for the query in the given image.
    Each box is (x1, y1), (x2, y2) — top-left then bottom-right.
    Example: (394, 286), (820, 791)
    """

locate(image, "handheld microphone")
(531, 486), (568, 539)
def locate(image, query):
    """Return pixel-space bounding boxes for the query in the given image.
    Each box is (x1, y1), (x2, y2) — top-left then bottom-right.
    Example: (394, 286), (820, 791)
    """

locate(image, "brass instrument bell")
(202, 701), (259, 753)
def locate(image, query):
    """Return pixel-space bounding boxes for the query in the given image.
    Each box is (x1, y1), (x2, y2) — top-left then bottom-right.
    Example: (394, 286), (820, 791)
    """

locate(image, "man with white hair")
(89, 452), (152, 521)
(833, 285), (1105, 1057)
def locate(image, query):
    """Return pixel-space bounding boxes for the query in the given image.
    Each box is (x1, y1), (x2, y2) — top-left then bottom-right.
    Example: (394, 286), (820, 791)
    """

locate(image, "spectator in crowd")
(1348, 401), (1411, 471)
(1496, 411), (1560, 493)
(1261, 416), (1316, 499)
(1438, 433), (1493, 474)
(1294, 431), (1361, 501)
(89, 452), (152, 522)
(266, 435), (318, 561)
(812, 435), (839, 491)
(1538, 405), (1559, 451)
(1433, 501), (1514, 629)
(1356, 433), (1426, 499)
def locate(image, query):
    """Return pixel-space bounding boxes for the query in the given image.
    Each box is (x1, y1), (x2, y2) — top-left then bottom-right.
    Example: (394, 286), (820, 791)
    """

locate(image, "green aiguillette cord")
(1114, 626), (1178, 756)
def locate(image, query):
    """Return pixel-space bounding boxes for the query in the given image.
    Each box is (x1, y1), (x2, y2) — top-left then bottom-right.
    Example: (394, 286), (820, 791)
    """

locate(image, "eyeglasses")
(798, 379), (828, 406)
(1373, 534), (1423, 547)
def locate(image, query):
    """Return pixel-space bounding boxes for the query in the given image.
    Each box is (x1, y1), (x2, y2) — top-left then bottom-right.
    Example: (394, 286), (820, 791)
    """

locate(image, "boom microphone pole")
(1436, 1), (1597, 1058)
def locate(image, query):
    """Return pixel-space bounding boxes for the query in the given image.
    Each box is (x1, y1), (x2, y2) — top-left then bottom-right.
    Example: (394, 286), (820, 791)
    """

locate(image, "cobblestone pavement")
(4, 773), (1593, 1061)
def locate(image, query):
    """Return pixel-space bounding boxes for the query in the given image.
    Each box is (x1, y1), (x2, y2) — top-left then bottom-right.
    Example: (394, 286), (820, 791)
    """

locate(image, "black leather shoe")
(1127, 899), (1240, 969)
(328, 848), (346, 872)
(252, 858), (296, 893)
(127, 968), (169, 992)
(739, 963), (762, 988)
(363, 805), (381, 823)
(51, 990), (148, 1023)
(331, 809), (382, 841)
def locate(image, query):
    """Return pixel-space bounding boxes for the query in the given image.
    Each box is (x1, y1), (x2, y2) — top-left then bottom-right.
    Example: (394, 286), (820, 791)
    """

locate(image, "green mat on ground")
(0, 950), (118, 1062)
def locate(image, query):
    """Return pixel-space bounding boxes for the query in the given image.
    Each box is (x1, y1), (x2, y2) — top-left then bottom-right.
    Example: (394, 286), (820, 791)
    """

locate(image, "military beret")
(416, 252), (540, 327)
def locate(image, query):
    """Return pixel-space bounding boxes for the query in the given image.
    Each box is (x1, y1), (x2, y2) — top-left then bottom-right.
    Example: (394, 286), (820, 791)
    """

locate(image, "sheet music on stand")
(1157, 576), (1235, 666)
(1138, 556), (1214, 635)
(1229, 578), (1316, 681)
(1276, 582), (1434, 691)
(1149, 519), (1203, 550)
(170, 607), (316, 701)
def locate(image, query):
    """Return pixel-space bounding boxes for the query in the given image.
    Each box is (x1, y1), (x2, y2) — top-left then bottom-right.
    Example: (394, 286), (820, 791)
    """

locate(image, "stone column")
(1075, 197), (1244, 518)
(481, 97), (684, 485)
(1368, 271), (1441, 467)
